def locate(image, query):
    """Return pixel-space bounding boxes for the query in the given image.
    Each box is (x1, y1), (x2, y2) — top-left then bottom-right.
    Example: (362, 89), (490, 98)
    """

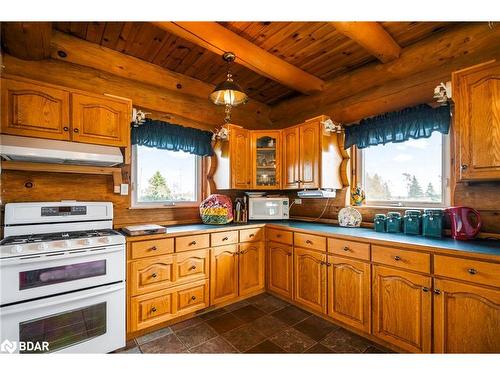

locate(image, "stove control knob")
(100, 237), (111, 244)
(38, 243), (48, 251)
(11, 245), (23, 254)
(62, 240), (71, 249)
(84, 238), (92, 245)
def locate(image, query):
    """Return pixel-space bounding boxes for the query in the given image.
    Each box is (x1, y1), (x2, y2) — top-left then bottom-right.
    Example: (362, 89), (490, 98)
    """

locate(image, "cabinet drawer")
(130, 238), (174, 259)
(267, 228), (293, 245)
(175, 234), (210, 252)
(177, 280), (209, 313)
(129, 255), (175, 296)
(211, 231), (238, 246)
(130, 289), (175, 332)
(328, 238), (370, 260)
(240, 228), (263, 242)
(434, 255), (500, 288)
(294, 232), (326, 252)
(372, 245), (430, 274)
(175, 249), (209, 285)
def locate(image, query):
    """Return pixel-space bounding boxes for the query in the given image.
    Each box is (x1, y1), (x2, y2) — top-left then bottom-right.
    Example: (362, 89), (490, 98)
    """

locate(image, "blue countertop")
(155, 220), (500, 257)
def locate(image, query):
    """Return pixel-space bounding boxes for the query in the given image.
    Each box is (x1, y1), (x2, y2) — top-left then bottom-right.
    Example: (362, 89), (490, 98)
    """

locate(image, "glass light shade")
(210, 79), (248, 106)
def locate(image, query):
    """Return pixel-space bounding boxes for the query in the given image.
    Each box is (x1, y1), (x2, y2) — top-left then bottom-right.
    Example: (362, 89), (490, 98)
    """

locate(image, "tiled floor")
(115, 293), (392, 354)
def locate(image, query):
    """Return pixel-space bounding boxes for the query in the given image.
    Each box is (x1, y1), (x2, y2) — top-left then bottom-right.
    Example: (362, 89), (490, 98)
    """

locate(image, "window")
(132, 145), (201, 208)
(356, 132), (450, 207)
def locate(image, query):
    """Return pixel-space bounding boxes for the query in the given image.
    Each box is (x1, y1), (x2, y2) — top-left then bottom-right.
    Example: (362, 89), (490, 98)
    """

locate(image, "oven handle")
(0, 244), (124, 266)
(0, 282), (124, 316)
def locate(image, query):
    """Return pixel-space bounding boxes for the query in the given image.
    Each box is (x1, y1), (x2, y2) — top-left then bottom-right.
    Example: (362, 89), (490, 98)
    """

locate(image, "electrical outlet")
(294, 198), (302, 204)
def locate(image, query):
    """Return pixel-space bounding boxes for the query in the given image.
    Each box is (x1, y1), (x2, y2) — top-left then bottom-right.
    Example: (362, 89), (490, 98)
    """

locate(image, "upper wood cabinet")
(433, 278), (500, 353)
(298, 120), (320, 188)
(1, 77), (131, 148)
(282, 126), (300, 189)
(251, 130), (282, 190)
(294, 247), (327, 314)
(230, 126), (251, 189)
(267, 241), (293, 299)
(372, 265), (432, 353)
(453, 60), (500, 181)
(1, 78), (70, 140)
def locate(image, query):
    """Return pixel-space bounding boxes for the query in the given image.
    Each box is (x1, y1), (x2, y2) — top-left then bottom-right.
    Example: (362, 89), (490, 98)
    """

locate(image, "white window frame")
(355, 134), (451, 208)
(131, 145), (202, 209)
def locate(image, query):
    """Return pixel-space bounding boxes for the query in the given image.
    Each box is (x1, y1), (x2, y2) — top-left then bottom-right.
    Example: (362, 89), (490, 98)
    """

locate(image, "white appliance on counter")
(248, 197), (289, 220)
(0, 201), (125, 354)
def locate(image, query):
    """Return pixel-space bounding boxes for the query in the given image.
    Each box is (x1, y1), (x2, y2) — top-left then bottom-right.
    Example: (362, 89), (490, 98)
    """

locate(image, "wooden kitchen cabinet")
(453, 60), (500, 180)
(282, 126), (300, 189)
(1, 78), (70, 140)
(294, 247), (327, 314)
(299, 120), (320, 188)
(267, 241), (293, 299)
(327, 256), (371, 333)
(433, 278), (500, 353)
(230, 125), (251, 189)
(71, 92), (130, 147)
(372, 265), (432, 353)
(238, 241), (265, 297)
(210, 245), (239, 305)
(251, 130), (282, 189)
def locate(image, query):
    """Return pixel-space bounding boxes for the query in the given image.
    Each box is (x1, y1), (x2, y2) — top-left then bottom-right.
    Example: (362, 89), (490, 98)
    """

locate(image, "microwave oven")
(248, 197), (289, 220)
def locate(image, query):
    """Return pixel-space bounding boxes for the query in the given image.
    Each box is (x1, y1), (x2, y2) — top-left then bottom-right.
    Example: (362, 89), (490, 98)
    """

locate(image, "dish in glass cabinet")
(338, 207), (362, 227)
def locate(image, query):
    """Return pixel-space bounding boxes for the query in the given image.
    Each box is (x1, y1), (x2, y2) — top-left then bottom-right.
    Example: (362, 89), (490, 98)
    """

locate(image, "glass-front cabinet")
(251, 131), (281, 190)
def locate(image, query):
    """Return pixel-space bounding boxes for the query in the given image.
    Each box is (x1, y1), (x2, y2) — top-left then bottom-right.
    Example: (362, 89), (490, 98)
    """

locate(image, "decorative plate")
(338, 207), (362, 227)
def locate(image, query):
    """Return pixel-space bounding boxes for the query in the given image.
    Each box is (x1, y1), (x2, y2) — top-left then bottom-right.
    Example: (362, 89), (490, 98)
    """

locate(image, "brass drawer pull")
(343, 246), (350, 252)
(63, 126), (69, 131)
(191, 296), (197, 301)
(73, 128), (79, 133)
(393, 256), (401, 261)
(189, 265), (197, 271)
(276, 234), (282, 238)
(151, 306), (157, 312)
(222, 237), (229, 241)
(468, 268), (478, 275)
(306, 240), (313, 245)
(150, 246), (157, 251)
(189, 241), (197, 246)
(152, 273), (157, 278)
(249, 233), (255, 238)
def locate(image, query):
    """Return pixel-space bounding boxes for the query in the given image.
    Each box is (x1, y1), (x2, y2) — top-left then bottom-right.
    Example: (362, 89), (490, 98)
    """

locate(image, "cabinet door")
(372, 265), (432, 353)
(1, 78), (70, 140)
(299, 121), (320, 188)
(229, 126), (251, 189)
(294, 247), (327, 314)
(327, 256), (371, 333)
(267, 242), (293, 299)
(210, 245), (239, 305)
(282, 126), (300, 189)
(71, 93), (131, 147)
(453, 60), (500, 180)
(129, 255), (175, 296)
(434, 278), (500, 353)
(251, 131), (281, 190)
(239, 242), (265, 297)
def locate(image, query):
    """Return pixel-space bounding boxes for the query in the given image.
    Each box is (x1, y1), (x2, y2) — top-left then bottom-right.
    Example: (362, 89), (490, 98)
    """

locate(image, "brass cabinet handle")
(151, 246), (157, 251)
(189, 241), (197, 246)
(343, 246), (350, 252)
(189, 265), (197, 271)
(222, 237), (229, 241)
(249, 233), (255, 238)
(422, 287), (429, 292)
(63, 126), (69, 131)
(73, 128), (79, 133)
(306, 240), (313, 244)
(461, 164), (468, 171)
(151, 306), (157, 312)
(191, 296), (196, 301)
(434, 288), (441, 295)
(326, 262), (331, 267)
(393, 256), (401, 261)
(468, 268), (477, 275)
(152, 273), (157, 278)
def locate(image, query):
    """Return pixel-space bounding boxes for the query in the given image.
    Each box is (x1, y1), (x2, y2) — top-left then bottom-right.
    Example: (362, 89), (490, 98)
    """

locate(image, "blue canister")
(386, 212), (402, 233)
(374, 214), (386, 232)
(422, 209), (444, 238)
(403, 210), (422, 235)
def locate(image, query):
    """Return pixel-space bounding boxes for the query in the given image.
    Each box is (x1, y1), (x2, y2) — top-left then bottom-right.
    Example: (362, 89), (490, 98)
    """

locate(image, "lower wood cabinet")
(327, 256), (371, 333)
(372, 265), (432, 353)
(433, 278), (500, 353)
(294, 247), (327, 314)
(129, 255), (175, 296)
(210, 245), (239, 305)
(267, 241), (293, 299)
(239, 242), (265, 297)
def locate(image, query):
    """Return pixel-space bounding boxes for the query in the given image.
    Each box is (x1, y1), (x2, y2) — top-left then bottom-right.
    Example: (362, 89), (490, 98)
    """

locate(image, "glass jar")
(422, 209), (444, 238)
(386, 212), (402, 233)
(403, 210), (421, 235)
(374, 214), (386, 232)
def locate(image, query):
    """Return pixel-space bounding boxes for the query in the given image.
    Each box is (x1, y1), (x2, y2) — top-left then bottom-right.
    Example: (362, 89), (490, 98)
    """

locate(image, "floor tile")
(175, 322), (218, 348)
(293, 315), (338, 341)
(189, 336), (238, 353)
(246, 340), (286, 353)
(169, 317), (203, 333)
(140, 334), (188, 354)
(245, 293), (270, 304)
(320, 328), (372, 353)
(251, 295), (289, 313)
(364, 345), (393, 353)
(269, 327), (316, 353)
(222, 324), (266, 352)
(136, 327), (173, 345)
(224, 299), (251, 312)
(304, 343), (335, 353)
(199, 307), (228, 321)
(120, 346), (142, 354)
(271, 305), (310, 326)
(231, 305), (266, 322)
(206, 312), (246, 334)
(249, 315), (289, 337)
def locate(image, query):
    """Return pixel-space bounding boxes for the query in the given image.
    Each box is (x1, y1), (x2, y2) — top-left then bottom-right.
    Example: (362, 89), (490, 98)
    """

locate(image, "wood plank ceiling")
(53, 21), (456, 105)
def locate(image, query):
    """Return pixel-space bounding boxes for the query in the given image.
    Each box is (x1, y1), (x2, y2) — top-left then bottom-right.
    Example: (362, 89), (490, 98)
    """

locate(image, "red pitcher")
(445, 206), (482, 240)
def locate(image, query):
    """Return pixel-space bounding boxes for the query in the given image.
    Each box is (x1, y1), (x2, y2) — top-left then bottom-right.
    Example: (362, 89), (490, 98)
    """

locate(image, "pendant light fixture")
(210, 52), (248, 139)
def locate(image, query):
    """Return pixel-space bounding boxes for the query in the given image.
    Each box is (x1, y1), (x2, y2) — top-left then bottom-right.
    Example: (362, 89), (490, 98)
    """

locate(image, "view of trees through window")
(362, 133), (444, 204)
(134, 146), (198, 203)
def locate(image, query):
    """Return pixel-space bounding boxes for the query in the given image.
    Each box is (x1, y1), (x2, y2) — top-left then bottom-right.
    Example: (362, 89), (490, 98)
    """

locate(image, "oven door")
(0, 245), (125, 306)
(0, 282), (125, 354)
(249, 199), (285, 220)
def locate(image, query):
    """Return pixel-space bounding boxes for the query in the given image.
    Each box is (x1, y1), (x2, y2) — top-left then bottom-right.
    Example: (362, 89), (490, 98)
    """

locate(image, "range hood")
(0, 135), (123, 167)
(297, 189), (337, 198)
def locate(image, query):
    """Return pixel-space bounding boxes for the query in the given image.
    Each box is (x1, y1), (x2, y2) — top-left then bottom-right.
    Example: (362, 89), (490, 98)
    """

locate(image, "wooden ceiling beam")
(152, 22), (325, 95)
(1, 22), (52, 60)
(331, 22), (401, 63)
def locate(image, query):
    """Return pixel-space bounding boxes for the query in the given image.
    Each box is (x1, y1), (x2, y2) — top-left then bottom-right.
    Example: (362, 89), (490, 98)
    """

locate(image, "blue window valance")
(344, 104), (450, 149)
(131, 119), (214, 156)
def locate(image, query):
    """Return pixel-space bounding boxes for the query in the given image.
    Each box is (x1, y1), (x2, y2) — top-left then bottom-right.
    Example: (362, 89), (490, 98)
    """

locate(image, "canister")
(374, 214), (386, 232)
(386, 212), (402, 233)
(403, 210), (421, 235)
(422, 209), (444, 238)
